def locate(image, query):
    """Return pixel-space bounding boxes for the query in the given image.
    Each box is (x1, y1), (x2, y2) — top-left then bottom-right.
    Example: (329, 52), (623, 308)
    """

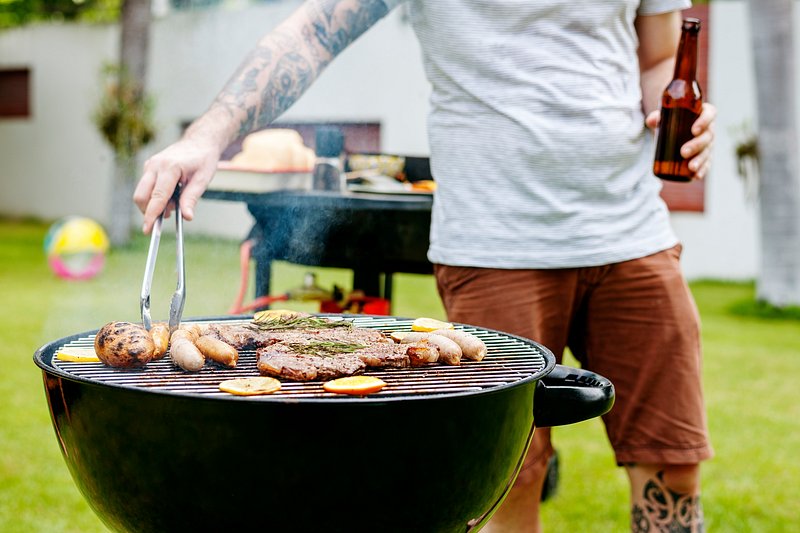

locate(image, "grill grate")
(47, 316), (551, 400)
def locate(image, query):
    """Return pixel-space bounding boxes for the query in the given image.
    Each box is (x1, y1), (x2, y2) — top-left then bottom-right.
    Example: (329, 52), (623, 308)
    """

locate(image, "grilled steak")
(355, 342), (410, 368)
(255, 327), (413, 380)
(206, 321), (390, 351)
(257, 343), (366, 381)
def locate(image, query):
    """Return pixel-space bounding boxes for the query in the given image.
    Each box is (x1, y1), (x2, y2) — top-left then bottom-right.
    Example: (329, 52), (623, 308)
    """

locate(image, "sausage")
(169, 329), (205, 372)
(431, 329), (487, 361)
(398, 332), (463, 366)
(195, 335), (239, 368)
(149, 323), (170, 360)
(405, 339), (440, 366)
(94, 321), (156, 368)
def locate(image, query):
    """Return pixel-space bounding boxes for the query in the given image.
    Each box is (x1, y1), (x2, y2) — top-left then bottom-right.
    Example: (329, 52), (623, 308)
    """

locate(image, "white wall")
(0, 1), (763, 280)
(671, 1), (760, 280)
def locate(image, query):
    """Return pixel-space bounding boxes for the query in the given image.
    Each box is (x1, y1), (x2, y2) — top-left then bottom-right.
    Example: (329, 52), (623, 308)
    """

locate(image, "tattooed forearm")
(631, 471), (704, 533)
(256, 49), (314, 129)
(307, 0), (389, 57)
(209, 0), (390, 141)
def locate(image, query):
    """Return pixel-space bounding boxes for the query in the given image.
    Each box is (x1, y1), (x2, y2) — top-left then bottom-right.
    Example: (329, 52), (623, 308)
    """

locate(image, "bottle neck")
(673, 29), (699, 82)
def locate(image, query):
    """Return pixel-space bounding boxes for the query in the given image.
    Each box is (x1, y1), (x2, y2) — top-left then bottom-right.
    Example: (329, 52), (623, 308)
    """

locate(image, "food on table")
(409, 180), (437, 192)
(218, 376), (281, 396)
(430, 328), (487, 361)
(56, 347), (101, 362)
(94, 321), (157, 368)
(411, 317), (454, 332)
(323, 376), (387, 396)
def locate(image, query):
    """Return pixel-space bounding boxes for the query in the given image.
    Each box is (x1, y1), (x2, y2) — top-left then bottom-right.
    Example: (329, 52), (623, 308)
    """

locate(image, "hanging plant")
(732, 121), (759, 202)
(93, 63), (156, 161)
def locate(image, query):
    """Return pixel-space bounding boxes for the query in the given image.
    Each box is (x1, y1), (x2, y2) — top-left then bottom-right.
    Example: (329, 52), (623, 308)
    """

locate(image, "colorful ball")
(44, 217), (110, 280)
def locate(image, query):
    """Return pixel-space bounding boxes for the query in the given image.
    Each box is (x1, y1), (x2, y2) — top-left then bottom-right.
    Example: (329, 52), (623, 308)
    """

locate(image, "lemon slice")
(323, 376), (387, 396)
(411, 317), (454, 332)
(56, 347), (101, 362)
(219, 377), (281, 396)
(253, 309), (306, 322)
(389, 331), (410, 343)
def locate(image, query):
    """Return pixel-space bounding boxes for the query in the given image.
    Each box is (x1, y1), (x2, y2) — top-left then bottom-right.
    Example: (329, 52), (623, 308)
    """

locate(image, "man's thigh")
(580, 246), (713, 465)
(433, 264), (579, 358)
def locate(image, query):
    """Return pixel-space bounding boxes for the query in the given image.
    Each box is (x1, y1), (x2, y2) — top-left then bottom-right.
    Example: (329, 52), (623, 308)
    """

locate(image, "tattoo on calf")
(631, 471), (704, 533)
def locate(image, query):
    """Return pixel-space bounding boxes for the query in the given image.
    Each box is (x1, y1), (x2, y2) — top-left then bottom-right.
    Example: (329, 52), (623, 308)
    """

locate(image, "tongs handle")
(140, 186), (186, 331)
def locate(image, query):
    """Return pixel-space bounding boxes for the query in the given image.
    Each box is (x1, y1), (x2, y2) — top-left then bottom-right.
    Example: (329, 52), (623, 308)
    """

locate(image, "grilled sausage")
(169, 329), (205, 372)
(431, 329), (487, 361)
(94, 321), (156, 368)
(405, 339), (440, 366)
(195, 335), (238, 368)
(398, 332), (463, 366)
(149, 323), (170, 360)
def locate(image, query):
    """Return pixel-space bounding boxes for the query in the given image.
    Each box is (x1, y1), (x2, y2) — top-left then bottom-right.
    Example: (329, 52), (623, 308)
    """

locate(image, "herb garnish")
(250, 316), (353, 331)
(286, 341), (367, 357)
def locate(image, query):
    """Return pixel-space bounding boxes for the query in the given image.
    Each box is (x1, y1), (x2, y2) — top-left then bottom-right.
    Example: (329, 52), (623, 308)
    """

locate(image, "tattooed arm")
(134, 0), (392, 234)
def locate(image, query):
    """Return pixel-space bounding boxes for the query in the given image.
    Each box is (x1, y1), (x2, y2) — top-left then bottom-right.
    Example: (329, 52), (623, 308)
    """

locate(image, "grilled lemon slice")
(219, 377), (281, 396)
(411, 317), (454, 332)
(56, 347), (101, 362)
(323, 376), (387, 396)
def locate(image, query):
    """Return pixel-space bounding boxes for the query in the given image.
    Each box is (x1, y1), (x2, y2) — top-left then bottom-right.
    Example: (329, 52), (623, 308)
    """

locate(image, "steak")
(255, 327), (413, 381)
(257, 343), (366, 381)
(205, 322), (390, 351)
(217, 318), (425, 381)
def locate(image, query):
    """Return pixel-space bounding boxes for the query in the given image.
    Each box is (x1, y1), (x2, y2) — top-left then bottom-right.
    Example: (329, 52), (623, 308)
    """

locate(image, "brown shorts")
(434, 245), (714, 466)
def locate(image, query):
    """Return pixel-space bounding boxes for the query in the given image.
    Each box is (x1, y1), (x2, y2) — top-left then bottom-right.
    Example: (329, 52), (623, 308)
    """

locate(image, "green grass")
(1, 219), (798, 532)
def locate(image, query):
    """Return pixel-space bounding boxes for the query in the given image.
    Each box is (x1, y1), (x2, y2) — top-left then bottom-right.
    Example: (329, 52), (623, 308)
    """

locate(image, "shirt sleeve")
(638, 0), (692, 16)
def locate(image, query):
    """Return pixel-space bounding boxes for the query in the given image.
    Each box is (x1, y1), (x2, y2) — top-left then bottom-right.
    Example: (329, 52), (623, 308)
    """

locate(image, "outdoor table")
(202, 188), (433, 302)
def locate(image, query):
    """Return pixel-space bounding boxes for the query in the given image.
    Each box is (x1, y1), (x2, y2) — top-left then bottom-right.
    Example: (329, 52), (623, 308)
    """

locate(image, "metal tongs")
(140, 185), (185, 331)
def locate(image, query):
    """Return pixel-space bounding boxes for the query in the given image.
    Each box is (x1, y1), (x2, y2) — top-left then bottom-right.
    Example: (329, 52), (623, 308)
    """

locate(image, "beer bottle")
(653, 18), (703, 182)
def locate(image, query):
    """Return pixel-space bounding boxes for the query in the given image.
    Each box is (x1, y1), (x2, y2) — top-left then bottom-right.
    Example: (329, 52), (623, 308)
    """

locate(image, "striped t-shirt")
(381, 0), (690, 268)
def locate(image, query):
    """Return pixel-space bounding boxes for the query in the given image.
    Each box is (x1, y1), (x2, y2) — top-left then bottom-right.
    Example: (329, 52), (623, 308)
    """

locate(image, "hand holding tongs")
(140, 185), (185, 332)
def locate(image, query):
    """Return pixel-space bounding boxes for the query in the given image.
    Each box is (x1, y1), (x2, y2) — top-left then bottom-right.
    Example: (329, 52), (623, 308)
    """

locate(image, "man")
(134, 1), (715, 531)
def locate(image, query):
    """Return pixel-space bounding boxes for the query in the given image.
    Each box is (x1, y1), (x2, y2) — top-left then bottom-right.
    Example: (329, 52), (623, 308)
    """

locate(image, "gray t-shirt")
(382, 0), (691, 268)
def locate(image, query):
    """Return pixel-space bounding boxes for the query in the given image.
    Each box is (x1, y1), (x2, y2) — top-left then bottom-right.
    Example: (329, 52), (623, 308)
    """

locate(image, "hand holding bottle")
(652, 18), (715, 182)
(647, 101), (716, 181)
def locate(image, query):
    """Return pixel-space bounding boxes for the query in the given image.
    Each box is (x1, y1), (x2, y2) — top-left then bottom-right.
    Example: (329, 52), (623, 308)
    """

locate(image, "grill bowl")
(34, 315), (613, 532)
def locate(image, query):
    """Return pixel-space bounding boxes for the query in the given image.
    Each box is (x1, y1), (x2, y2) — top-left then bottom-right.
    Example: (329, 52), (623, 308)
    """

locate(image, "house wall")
(0, 1), (763, 280)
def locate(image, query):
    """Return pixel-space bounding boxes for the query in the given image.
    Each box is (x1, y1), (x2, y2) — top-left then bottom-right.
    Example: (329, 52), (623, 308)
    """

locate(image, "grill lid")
(35, 315), (554, 402)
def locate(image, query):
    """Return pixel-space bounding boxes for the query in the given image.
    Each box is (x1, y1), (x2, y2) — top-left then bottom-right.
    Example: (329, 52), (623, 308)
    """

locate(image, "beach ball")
(44, 217), (110, 280)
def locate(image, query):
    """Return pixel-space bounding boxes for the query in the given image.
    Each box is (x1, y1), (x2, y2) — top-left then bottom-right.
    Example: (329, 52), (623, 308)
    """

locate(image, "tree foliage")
(0, 0), (122, 28)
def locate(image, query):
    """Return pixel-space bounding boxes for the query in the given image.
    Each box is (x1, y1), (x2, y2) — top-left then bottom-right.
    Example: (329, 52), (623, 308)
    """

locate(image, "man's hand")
(133, 136), (221, 234)
(646, 102), (716, 181)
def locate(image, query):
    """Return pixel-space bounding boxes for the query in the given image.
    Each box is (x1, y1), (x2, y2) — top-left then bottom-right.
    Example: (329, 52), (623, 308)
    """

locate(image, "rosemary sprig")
(286, 341), (367, 357)
(250, 316), (353, 331)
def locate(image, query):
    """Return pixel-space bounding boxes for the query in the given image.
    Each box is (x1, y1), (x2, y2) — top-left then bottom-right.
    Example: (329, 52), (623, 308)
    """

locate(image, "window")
(0, 68), (31, 118)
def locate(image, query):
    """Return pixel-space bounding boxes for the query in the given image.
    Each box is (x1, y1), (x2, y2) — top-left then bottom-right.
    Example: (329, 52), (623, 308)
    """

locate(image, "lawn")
(1, 219), (798, 532)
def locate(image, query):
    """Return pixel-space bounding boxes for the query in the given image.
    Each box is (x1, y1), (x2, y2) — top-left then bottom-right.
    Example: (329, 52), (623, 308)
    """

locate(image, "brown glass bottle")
(653, 18), (703, 182)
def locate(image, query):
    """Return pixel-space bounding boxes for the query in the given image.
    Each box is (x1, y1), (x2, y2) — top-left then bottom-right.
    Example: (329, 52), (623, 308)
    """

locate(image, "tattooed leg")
(631, 470), (704, 533)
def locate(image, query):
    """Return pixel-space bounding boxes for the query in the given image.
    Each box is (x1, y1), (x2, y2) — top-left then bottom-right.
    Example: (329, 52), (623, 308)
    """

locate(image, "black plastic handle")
(533, 364), (615, 428)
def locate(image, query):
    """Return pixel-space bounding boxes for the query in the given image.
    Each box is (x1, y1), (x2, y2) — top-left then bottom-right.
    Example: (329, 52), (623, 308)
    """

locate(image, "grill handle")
(533, 364), (615, 427)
